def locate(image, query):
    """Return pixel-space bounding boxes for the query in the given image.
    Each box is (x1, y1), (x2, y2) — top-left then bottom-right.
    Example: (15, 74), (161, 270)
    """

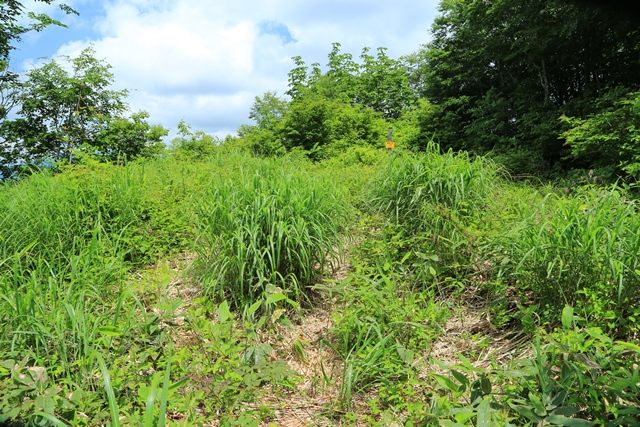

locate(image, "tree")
(561, 88), (640, 180)
(93, 112), (168, 162)
(0, 48), (128, 173)
(281, 94), (384, 160)
(239, 91), (288, 157)
(413, 0), (640, 172)
(357, 47), (416, 119)
(0, 48), (168, 177)
(285, 43), (416, 119)
(21, 47), (127, 157)
(171, 120), (219, 160)
(0, 1), (77, 119)
(248, 91), (287, 130)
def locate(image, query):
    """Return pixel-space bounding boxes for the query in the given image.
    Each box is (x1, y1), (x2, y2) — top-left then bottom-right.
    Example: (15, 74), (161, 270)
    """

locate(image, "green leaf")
(546, 414), (593, 426)
(480, 375), (491, 395)
(97, 325), (122, 337)
(451, 370), (469, 388)
(158, 350), (173, 427)
(217, 300), (231, 323)
(33, 412), (68, 427)
(476, 398), (491, 427)
(34, 395), (55, 414)
(562, 305), (574, 330)
(614, 340), (640, 353)
(434, 374), (461, 393)
(247, 300), (262, 317)
(96, 353), (120, 427)
(265, 292), (287, 306)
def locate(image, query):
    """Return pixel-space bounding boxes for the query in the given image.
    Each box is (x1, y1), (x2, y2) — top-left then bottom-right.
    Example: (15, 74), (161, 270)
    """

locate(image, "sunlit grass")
(194, 157), (348, 308)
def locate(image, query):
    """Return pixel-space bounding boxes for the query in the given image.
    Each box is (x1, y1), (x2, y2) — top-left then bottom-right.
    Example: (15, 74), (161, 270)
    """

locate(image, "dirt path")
(137, 248), (528, 426)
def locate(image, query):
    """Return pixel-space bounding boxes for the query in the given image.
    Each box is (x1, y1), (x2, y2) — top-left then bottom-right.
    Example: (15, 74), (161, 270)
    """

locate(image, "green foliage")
(486, 145), (549, 177)
(249, 91), (288, 130)
(562, 88), (640, 180)
(171, 120), (220, 160)
(0, 48), (167, 177)
(1, 121), (639, 425)
(0, 158), (199, 422)
(427, 327), (640, 426)
(237, 43), (417, 161)
(414, 0), (640, 174)
(0, 1), (76, 120)
(368, 146), (640, 336)
(0, 154), (324, 423)
(497, 186), (640, 335)
(93, 111), (168, 162)
(3, 48), (128, 163)
(239, 92), (288, 157)
(332, 214), (449, 411)
(286, 43), (416, 120)
(357, 47), (416, 119)
(281, 94), (384, 160)
(239, 126), (286, 157)
(322, 145), (386, 167)
(281, 94), (331, 154)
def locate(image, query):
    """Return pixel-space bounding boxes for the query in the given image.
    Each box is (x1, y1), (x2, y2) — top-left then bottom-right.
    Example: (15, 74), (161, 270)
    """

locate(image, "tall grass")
(501, 186), (640, 334)
(370, 144), (498, 229)
(194, 158), (347, 307)
(366, 145), (499, 286)
(0, 157), (201, 422)
(366, 146), (640, 335)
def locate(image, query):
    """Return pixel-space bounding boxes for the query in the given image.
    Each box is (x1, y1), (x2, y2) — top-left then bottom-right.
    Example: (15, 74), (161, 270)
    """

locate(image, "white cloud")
(48, 0), (438, 136)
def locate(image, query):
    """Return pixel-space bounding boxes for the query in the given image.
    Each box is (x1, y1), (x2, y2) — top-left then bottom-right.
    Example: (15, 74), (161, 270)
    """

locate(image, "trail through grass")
(1, 148), (639, 425)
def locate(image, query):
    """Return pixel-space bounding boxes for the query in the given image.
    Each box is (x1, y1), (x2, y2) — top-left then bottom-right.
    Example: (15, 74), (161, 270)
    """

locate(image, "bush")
(561, 88), (640, 180)
(282, 95), (385, 160)
(487, 146), (548, 177)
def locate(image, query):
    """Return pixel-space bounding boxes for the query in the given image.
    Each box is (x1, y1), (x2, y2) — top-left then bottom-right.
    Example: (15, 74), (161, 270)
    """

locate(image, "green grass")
(326, 148), (640, 425)
(0, 157), (201, 424)
(194, 157), (348, 308)
(502, 186), (640, 335)
(0, 151), (359, 424)
(1, 144), (639, 425)
(370, 144), (498, 228)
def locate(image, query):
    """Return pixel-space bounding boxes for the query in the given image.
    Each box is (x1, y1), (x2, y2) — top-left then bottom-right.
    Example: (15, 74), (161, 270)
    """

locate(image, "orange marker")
(386, 128), (395, 150)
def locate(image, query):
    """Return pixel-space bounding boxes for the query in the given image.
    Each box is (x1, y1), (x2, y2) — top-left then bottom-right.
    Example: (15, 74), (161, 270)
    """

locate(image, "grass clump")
(195, 158), (347, 308)
(497, 186), (640, 335)
(370, 144), (497, 229)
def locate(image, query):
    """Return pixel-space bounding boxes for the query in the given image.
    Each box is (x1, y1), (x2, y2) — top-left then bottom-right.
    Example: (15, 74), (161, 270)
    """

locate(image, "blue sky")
(16, 0), (439, 137)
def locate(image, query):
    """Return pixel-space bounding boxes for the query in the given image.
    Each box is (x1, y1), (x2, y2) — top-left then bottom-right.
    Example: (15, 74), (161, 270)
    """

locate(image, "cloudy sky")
(15, 0), (439, 137)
